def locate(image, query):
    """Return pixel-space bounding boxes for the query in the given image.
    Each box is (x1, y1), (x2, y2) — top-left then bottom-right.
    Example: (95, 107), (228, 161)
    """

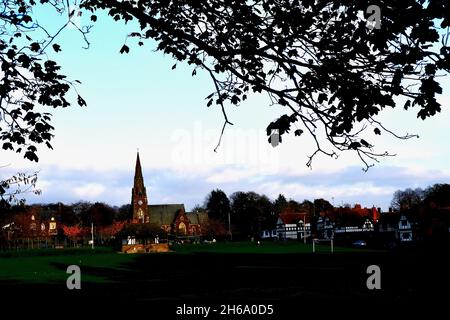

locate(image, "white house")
(276, 212), (311, 240)
(398, 215), (413, 242)
(316, 216), (334, 239)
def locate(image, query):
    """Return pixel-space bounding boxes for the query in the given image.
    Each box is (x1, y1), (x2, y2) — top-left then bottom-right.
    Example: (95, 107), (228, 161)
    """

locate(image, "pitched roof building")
(130, 152), (205, 235)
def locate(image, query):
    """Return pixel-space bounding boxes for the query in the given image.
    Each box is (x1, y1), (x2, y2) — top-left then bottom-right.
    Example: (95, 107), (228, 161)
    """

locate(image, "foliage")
(116, 204), (131, 221)
(273, 194), (288, 214)
(313, 198), (334, 214)
(230, 191), (274, 237)
(2, 0), (449, 175)
(201, 218), (228, 238)
(423, 183), (450, 207)
(0, 0), (90, 204)
(204, 189), (230, 222)
(191, 204), (206, 213)
(98, 220), (125, 238)
(81, 202), (115, 226)
(391, 187), (424, 210)
(62, 224), (82, 240)
(0, 0), (86, 162)
(82, 0), (450, 169)
(0, 170), (40, 204)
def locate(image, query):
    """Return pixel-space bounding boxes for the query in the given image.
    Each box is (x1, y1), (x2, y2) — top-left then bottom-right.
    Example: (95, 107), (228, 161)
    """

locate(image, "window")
(178, 222), (187, 235)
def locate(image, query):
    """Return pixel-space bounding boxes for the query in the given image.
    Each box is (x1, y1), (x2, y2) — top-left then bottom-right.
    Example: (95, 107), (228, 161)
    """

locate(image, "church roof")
(149, 204), (185, 225)
(186, 211), (208, 225)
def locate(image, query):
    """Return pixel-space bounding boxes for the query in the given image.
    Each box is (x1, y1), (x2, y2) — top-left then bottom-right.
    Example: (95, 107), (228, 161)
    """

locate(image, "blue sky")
(2, 8), (450, 210)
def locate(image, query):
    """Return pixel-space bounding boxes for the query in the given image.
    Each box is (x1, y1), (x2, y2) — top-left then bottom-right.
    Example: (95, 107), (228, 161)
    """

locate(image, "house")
(260, 229), (277, 239)
(276, 211), (311, 240)
(377, 210), (414, 242)
(398, 215), (413, 242)
(0, 207), (59, 249)
(334, 218), (374, 234)
(316, 216), (334, 239)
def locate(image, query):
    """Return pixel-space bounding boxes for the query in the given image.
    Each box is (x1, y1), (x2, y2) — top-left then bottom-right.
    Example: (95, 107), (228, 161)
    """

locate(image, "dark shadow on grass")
(1, 250), (449, 316)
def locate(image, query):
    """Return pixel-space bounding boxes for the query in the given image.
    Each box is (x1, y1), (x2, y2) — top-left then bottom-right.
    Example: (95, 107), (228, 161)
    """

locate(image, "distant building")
(316, 216), (334, 239)
(398, 215), (413, 242)
(260, 229), (277, 239)
(377, 210), (414, 242)
(1, 206), (59, 248)
(276, 211), (311, 240)
(129, 152), (206, 236)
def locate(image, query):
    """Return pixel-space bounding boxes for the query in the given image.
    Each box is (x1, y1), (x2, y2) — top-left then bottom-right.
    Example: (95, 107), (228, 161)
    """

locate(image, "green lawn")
(0, 248), (136, 283)
(0, 241), (372, 284)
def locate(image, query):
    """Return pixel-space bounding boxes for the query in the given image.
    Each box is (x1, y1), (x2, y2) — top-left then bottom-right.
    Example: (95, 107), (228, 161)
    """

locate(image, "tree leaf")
(52, 44), (61, 52)
(119, 44), (129, 54)
(77, 95), (87, 107)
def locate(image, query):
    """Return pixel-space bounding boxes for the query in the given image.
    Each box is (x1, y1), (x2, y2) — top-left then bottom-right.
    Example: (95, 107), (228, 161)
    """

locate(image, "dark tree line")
(202, 189), (332, 238)
(0, 201), (131, 228)
(391, 183), (450, 241)
(391, 183), (450, 210)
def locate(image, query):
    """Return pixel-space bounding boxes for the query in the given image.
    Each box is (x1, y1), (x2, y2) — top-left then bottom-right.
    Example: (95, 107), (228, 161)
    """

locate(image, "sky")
(1, 6), (450, 211)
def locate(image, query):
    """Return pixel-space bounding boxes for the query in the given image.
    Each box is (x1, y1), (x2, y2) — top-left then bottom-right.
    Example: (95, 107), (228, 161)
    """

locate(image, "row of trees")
(0, 201), (132, 229)
(391, 183), (450, 211)
(199, 189), (333, 238)
(2, 183), (448, 242)
(390, 184), (450, 241)
(201, 184), (450, 238)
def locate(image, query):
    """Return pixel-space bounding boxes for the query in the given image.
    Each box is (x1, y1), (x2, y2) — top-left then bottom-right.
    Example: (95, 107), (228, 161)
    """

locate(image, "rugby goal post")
(312, 238), (334, 253)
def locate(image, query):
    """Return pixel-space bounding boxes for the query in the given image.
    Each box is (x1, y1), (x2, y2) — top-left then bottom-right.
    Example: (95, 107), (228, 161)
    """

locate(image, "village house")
(276, 211), (311, 240)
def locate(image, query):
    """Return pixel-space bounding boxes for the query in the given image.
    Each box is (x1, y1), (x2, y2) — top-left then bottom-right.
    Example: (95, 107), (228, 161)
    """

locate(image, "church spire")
(131, 151), (149, 223)
(134, 151), (144, 188)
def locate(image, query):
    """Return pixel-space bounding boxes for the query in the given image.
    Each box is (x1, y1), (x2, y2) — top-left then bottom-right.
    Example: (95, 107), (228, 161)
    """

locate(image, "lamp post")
(304, 215), (307, 244)
(91, 222), (94, 249)
(228, 211), (232, 241)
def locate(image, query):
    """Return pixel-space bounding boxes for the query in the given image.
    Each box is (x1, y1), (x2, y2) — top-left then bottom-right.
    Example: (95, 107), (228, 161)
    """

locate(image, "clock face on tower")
(138, 200), (143, 206)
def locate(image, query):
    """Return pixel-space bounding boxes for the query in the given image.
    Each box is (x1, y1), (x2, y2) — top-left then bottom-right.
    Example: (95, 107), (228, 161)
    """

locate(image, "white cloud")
(257, 181), (395, 200)
(74, 183), (106, 199)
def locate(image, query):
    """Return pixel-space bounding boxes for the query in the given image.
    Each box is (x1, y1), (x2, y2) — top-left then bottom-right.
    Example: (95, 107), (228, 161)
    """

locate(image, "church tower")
(131, 152), (149, 223)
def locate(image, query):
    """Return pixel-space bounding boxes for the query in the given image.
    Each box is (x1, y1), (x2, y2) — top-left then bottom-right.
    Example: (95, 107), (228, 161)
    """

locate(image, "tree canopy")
(391, 183), (450, 210)
(230, 191), (275, 237)
(1, 0), (450, 176)
(0, 0), (87, 162)
(82, 0), (450, 169)
(391, 187), (424, 210)
(204, 189), (231, 222)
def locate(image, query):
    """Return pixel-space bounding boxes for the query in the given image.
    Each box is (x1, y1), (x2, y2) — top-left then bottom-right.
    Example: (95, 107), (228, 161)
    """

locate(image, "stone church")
(131, 152), (207, 236)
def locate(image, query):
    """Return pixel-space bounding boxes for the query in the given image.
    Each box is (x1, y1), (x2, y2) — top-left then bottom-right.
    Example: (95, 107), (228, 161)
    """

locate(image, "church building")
(130, 152), (207, 236)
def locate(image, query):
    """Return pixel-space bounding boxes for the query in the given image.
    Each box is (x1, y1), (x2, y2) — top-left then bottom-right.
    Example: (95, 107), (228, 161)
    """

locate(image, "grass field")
(0, 241), (447, 316)
(0, 248), (132, 283)
(0, 241), (368, 283)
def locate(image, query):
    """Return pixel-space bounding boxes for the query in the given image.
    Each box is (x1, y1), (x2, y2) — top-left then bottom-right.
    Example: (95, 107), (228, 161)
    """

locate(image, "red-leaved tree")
(99, 221), (125, 239)
(62, 225), (82, 241)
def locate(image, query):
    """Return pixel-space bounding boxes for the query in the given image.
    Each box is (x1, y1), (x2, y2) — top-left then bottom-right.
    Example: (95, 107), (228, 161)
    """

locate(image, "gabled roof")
(377, 211), (412, 225)
(278, 212), (309, 224)
(149, 204), (185, 225)
(185, 211), (208, 225)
